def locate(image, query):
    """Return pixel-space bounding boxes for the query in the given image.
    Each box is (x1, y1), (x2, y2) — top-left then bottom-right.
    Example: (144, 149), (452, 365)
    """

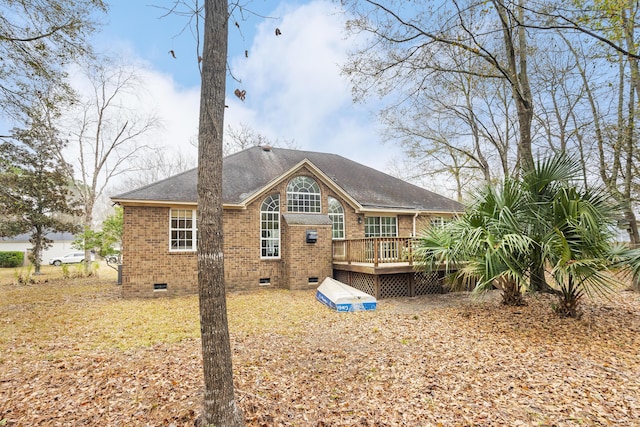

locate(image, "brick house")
(111, 146), (463, 298)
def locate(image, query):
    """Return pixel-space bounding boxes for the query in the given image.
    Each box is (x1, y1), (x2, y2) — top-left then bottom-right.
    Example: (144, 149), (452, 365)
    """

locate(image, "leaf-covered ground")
(1, 268), (639, 426)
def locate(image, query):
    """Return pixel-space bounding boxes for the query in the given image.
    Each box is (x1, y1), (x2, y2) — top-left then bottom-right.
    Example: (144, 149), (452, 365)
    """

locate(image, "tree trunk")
(83, 202), (93, 273)
(622, 7), (640, 247)
(494, 0), (534, 173)
(197, 0), (244, 425)
(32, 225), (43, 274)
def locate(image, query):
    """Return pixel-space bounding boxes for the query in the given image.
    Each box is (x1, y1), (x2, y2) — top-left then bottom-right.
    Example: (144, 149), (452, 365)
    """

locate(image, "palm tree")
(415, 153), (636, 317)
(416, 176), (534, 306)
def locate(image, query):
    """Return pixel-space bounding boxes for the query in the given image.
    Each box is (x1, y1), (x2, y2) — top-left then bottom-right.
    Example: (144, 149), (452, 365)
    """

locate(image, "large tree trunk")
(197, 0), (245, 425)
(494, 0), (534, 173)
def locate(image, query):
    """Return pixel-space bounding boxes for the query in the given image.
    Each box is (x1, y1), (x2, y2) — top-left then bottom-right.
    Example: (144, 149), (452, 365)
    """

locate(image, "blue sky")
(87, 0), (402, 175)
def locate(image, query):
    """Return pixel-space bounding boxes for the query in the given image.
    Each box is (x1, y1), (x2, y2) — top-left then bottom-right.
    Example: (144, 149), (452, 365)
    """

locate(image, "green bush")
(0, 252), (24, 268)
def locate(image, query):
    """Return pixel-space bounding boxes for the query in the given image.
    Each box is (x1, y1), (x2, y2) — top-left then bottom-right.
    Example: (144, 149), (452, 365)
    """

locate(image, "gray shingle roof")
(282, 213), (333, 226)
(112, 146), (463, 213)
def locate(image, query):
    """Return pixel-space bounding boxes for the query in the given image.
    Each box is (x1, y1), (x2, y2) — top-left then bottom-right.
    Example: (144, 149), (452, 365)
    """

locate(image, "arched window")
(260, 194), (280, 258)
(286, 176), (321, 213)
(328, 197), (344, 239)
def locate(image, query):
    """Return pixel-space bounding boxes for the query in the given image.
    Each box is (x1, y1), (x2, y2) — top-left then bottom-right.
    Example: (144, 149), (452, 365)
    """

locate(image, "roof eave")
(358, 207), (462, 215)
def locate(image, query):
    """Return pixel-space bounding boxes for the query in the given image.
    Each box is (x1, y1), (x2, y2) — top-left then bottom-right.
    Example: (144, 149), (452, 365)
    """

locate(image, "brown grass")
(1, 270), (639, 426)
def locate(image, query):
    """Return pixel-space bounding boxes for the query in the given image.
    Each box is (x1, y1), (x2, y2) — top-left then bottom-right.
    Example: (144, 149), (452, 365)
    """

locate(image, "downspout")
(412, 212), (420, 237)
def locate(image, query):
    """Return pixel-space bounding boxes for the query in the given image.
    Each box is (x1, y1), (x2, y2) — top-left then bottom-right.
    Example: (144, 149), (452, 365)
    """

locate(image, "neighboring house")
(111, 146), (464, 298)
(0, 232), (75, 265)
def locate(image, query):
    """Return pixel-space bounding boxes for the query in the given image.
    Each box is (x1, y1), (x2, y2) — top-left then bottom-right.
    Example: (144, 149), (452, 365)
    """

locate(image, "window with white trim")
(286, 176), (321, 213)
(364, 216), (397, 237)
(261, 194), (280, 258)
(430, 216), (450, 228)
(170, 209), (197, 251)
(328, 197), (345, 239)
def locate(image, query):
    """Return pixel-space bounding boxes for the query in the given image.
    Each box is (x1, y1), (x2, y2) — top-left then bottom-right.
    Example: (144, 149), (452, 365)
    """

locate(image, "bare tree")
(0, 0), (106, 122)
(57, 59), (159, 267)
(114, 149), (197, 192)
(197, 0), (244, 424)
(344, 0), (536, 173)
(225, 122), (299, 156)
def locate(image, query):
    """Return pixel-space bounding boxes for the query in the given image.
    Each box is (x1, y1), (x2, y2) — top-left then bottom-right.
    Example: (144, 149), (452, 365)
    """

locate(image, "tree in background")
(196, 0), (245, 424)
(0, 109), (80, 273)
(224, 123), (299, 156)
(344, 0), (536, 176)
(0, 0), (106, 121)
(343, 0), (640, 255)
(56, 59), (159, 270)
(73, 206), (123, 260)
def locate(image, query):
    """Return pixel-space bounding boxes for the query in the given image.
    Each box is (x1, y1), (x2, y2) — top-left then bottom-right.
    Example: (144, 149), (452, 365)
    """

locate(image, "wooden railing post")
(374, 238), (379, 267)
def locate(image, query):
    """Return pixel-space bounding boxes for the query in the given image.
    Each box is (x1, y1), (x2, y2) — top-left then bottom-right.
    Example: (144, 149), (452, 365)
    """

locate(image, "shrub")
(13, 265), (34, 285)
(0, 251), (24, 268)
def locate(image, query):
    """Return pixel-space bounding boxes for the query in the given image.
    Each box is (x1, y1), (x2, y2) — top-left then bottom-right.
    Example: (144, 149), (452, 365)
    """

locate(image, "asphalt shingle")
(112, 146), (463, 213)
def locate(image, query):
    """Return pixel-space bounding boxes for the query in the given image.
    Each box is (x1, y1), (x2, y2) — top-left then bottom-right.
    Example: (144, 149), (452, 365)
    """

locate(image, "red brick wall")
(121, 205), (197, 298)
(283, 223), (333, 290)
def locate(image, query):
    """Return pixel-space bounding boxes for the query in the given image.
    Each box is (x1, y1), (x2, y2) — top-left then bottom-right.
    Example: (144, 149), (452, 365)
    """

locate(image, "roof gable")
(112, 146), (464, 213)
(237, 158), (361, 210)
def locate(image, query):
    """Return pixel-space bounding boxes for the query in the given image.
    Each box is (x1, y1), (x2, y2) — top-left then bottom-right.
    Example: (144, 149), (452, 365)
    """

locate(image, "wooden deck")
(332, 237), (417, 266)
(332, 260), (415, 275)
(331, 238), (447, 298)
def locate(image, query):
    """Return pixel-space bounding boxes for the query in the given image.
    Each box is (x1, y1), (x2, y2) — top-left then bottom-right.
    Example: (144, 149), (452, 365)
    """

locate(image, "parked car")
(48, 252), (85, 266)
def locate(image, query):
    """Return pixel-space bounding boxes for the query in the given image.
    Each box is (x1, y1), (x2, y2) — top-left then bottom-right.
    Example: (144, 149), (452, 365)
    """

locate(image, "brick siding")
(120, 170), (439, 298)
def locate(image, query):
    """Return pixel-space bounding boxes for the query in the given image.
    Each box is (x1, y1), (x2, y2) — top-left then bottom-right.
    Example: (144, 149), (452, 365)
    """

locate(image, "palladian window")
(286, 176), (321, 213)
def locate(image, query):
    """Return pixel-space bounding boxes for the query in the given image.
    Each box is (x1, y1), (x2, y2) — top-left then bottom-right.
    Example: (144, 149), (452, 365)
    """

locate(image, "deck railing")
(332, 237), (417, 267)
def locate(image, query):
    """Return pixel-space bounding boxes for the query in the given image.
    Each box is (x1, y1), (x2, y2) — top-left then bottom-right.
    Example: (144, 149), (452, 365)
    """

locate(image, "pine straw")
(1, 277), (639, 426)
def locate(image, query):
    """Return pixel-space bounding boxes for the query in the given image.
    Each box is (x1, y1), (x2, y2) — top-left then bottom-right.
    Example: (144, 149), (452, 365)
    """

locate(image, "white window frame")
(364, 216), (398, 260)
(261, 194), (281, 259)
(430, 216), (450, 228)
(169, 209), (197, 252)
(286, 176), (321, 213)
(364, 216), (397, 237)
(328, 197), (345, 240)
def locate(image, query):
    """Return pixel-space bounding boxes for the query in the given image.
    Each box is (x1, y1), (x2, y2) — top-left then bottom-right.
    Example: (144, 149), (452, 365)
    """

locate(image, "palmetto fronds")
(415, 153), (638, 317)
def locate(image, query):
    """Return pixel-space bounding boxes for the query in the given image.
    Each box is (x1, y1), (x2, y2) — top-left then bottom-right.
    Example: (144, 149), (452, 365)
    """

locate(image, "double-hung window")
(430, 216), (450, 228)
(364, 216), (397, 238)
(364, 216), (398, 260)
(170, 209), (197, 251)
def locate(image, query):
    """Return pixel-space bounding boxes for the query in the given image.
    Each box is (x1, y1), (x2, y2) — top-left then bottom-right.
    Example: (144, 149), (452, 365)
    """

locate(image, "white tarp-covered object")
(316, 277), (377, 312)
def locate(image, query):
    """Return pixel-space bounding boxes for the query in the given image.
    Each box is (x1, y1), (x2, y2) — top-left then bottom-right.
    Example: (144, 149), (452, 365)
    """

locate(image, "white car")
(48, 252), (85, 266)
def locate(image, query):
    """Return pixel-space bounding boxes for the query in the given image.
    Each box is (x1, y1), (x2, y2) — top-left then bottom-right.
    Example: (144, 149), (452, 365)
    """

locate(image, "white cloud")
(63, 55), (200, 173)
(70, 0), (398, 184)
(138, 67), (200, 155)
(225, 0), (397, 172)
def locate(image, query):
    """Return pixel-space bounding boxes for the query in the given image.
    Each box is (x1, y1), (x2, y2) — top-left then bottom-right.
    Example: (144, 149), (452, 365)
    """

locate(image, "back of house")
(111, 146), (463, 298)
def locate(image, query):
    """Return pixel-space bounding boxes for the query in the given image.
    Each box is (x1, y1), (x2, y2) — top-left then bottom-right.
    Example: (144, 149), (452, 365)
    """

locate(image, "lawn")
(1, 266), (639, 426)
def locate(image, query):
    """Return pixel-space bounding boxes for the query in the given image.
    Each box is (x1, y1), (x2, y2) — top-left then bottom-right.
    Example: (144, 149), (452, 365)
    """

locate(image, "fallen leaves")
(0, 278), (639, 426)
